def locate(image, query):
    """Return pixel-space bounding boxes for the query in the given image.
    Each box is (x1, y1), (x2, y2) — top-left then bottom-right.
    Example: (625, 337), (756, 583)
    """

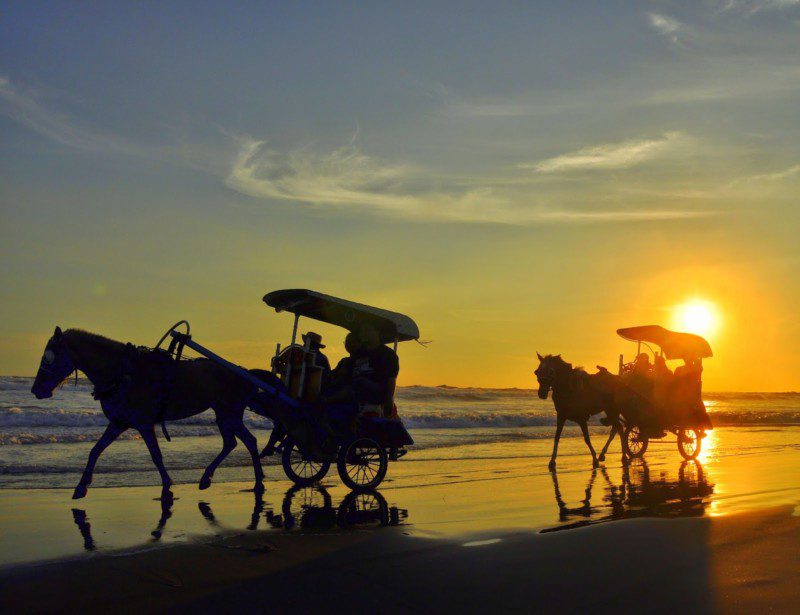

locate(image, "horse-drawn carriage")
(615, 325), (713, 461)
(164, 289), (417, 491)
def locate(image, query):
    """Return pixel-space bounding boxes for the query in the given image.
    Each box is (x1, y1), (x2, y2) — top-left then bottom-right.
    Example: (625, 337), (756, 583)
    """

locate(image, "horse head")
(31, 326), (75, 399)
(535, 353), (569, 399)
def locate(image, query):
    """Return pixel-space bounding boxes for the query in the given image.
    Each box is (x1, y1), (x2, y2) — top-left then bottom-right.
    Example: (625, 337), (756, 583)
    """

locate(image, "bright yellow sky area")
(1, 3), (799, 391)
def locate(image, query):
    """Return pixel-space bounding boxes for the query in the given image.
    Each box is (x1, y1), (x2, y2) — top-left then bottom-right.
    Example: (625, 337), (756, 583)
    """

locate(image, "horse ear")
(54, 326), (62, 339)
(537, 352), (543, 361)
(555, 354), (561, 359)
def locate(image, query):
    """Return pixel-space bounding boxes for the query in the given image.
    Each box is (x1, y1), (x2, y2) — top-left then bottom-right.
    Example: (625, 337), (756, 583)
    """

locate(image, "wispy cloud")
(224, 136), (515, 222)
(2, 75), (716, 227)
(0, 76), (136, 154)
(647, 13), (685, 46)
(532, 209), (714, 223)
(521, 132), (687, 173)
(717, 0), (800, 15)
(728, 163), (800, 185)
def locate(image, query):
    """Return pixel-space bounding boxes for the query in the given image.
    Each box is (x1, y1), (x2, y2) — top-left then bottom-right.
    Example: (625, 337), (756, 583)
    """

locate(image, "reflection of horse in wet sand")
(535, 353), (626, 469)
(544, 459), (713, 532)
(31, 327), (288, 500)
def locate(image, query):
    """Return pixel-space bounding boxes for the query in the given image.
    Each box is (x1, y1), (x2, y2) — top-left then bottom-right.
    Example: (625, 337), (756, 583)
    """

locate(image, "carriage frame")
(163, 289), (417, 491)
(615, 325), (713, 461)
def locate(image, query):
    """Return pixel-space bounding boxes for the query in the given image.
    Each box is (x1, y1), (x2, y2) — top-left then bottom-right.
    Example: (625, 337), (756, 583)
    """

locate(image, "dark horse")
(31, 327), (281, 500)
(534, 353), (627, 469)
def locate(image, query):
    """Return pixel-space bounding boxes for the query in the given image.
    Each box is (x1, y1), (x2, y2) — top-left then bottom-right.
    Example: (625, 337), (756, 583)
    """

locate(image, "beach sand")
(1, 428), (799, 613)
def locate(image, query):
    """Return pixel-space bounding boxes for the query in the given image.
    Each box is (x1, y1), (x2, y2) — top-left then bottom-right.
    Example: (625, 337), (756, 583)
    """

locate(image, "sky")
(1, 1), (798, 390)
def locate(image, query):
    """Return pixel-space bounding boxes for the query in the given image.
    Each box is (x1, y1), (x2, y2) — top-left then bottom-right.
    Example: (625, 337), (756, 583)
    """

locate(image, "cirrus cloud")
(520, 132), (689, 174)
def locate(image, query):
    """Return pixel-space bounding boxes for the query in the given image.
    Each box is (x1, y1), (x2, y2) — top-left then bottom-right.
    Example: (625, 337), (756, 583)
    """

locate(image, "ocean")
(2, 375), (798, 489)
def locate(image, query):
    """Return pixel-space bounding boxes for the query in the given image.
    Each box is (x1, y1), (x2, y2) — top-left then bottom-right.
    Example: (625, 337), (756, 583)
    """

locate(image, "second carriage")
(615, 325), (713, 461)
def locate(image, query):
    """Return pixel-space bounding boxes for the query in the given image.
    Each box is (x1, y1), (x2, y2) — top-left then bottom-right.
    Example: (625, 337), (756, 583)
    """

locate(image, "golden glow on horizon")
(673, 299), (721, 339)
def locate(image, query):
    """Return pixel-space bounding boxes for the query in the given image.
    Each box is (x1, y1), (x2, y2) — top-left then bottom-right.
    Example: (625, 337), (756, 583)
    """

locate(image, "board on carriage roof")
(616, 324), (713, 462)
(264, 288), (420, 345)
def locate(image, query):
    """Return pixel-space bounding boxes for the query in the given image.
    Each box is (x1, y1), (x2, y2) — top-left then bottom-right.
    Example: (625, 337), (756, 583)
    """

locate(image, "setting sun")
(673, 299), (721, 339)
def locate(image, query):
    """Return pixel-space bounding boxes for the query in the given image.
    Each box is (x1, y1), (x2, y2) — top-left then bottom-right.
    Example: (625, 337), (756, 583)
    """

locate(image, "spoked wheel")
(623, 425), (649, 458)
(677, 429), (702, 460)
(282, 439), (331, 486)
(337, 437), (388, 491)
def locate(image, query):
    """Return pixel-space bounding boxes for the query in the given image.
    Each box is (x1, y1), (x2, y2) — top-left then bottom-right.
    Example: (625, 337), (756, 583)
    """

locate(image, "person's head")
(358, 324), (380, 350)
(302, 331), (325, 350)
(344, 332), (361, 355)
(636, 352), (650, 365)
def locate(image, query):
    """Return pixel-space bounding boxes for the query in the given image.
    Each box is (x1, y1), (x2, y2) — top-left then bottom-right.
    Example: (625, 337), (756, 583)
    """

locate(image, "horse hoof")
(160, 490), (174, 503)
(592, 460), (600, 469)
(72, 483), (87, 499)
(548, 461), (556, 471)
(622, 457), (629, 467)
(199, 476), (211, 490)
(598, 453), (606, 462)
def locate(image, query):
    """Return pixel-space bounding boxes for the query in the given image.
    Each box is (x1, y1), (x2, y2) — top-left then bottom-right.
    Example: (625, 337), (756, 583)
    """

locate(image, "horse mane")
(64, 328), (127, 351)
(541, 354), (581, 372)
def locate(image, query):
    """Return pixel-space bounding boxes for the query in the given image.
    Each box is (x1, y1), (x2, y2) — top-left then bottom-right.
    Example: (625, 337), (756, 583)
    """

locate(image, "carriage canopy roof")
(617, 325), (712, 360)
(263, 289), (420, 344)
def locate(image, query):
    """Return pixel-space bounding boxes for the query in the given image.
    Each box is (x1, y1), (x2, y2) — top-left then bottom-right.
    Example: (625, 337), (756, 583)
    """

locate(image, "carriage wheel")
(337, 437), (388, 491)
(677, 429), (701, 460)
(623, 425), (649, 458)
(281, 439), (331, 486)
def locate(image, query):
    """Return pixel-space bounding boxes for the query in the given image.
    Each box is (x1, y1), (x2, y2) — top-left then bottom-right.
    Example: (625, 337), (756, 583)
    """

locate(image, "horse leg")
(598, 419), (618, 462)
(232, 420), (265, 494)
(549, 416), (566, 470)
(199, 420), (237, 490)
(579, 420), (599, 468)
(139, 426), (173, 501)
(73, 423), (126, 499)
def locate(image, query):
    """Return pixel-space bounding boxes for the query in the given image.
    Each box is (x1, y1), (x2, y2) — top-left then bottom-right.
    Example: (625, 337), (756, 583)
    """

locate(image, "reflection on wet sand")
(277, 486), (408, 531)
(70, 487), (408, 551)
(544, 459), (714, 532)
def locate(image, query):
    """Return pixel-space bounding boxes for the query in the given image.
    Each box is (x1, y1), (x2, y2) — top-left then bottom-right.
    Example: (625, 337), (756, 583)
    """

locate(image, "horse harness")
(91, 344), (179, 440)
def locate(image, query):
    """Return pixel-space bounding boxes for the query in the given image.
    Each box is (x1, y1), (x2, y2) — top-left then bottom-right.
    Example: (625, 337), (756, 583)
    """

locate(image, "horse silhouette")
(31, 327), (289, 500)
(534, 353), (626, 469)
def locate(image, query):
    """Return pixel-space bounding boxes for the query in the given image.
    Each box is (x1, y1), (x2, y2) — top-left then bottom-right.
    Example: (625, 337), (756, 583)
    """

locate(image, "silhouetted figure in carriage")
(323, 324), (399, 427)
(302, 331), (331, 381)
(322, 332), (361, 398)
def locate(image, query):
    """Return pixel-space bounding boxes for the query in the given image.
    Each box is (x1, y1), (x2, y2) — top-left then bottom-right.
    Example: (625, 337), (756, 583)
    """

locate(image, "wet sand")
(1, 427), (799, 613)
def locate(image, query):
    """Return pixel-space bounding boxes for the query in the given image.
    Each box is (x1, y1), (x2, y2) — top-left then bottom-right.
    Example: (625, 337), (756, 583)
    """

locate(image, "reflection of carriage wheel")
(337, 490), (389, 527)
(623, 425), (649, 458)
(337, 437), (388, 491)
(679, 460), (703, 485)
(282, 439), (331, 485)
(281, 485), (333, 529)
(677, 429), (701, 460)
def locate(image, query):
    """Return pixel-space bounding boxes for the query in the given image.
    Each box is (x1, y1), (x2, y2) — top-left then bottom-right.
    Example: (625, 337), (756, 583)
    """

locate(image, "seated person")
(302, 331), (330, 374)
(351, 324), (399, 409)
(633, 352), (652, 376)
(323, 332), (361, 396)
(323, 324), (399, 427)
(653, 354), (672, 380)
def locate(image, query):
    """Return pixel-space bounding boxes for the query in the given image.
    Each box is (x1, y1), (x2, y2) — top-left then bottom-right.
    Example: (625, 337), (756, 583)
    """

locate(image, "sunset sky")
(1, 2), (798, 390)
